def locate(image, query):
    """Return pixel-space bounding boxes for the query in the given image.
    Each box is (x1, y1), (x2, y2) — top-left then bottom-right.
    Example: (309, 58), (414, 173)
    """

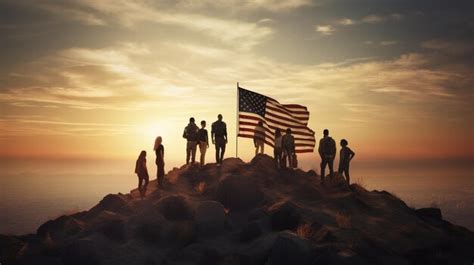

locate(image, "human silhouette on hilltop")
(154, 136), (164, 188)
(318, 129), (336, 183)
(183, 117), (199, 165)
(135, 150), (149, 198)
(211, 114), (227, 167)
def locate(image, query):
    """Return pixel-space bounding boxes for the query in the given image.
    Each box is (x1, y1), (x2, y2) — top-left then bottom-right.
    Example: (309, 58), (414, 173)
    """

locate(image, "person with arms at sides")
(197, 120), (209, 166)
(281, 128), (295, 169)
(135, 150), (149, 198)
(183, 117), (199, 165)
(273, 128), (283, 169)
(254, 120), (265, 156)
(338, 139), (355, 184)
(211, 114), (227, 167)
(154, 136), (165, 188)
(318, 129), (336, 184)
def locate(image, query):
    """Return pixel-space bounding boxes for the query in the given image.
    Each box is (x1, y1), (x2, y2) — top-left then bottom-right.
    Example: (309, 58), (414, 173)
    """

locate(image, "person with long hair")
(154, 136), (165, 188)
(135, 150), (149, 198)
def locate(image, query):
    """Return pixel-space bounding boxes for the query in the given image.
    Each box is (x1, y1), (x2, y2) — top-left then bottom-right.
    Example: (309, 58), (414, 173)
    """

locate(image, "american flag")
(238, 86), (315, 153)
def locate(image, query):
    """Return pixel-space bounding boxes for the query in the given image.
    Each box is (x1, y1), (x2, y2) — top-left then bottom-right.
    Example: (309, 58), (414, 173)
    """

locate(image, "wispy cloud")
(315, 25), (335, 35)
(421, 39), (474, 55)
(9, 0), (274, 50)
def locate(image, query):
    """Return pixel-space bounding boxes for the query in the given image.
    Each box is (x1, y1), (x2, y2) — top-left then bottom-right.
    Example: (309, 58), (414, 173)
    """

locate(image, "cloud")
(8, 0), (274, 50)
(336, 13), (404, 27)
(336, 18), (356, 26)
(363, 40), (399, 46)
(421, 39), (474, 55)
(380, 40), (399, 46)
(361, 13), (403, 24)
(315, 25), (335, 35)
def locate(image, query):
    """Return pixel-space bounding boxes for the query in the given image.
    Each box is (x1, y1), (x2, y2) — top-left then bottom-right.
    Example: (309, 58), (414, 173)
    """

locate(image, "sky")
(0, 0), (473, 168)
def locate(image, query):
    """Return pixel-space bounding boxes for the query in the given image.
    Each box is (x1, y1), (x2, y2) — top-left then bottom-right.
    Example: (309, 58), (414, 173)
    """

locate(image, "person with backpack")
(254, 120), (265, 156)
(211, 114), (227, 167)
(318, 129), (336, 184)
(338, 139), (355, 184)
(183, 117), (199, 165)
(135, 150), (149, 198)
(197, 120), (209, 166)
(281, 128), (295, 169)
(154, 136), (165, 188)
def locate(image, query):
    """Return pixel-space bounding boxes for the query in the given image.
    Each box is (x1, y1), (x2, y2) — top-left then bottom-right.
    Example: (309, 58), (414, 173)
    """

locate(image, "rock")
(268, 200), (301, 231)
(156, 195), (195, 221)
(237, 233), (279, 265)
(195, 200), (226, 236)
(97, 219), (126, 241)
(61, 240), (101, 265)
(240, 221), (263, 242)
(90, 194), (128, 213)
(37, 215), (84, 241)
(134, 222), (163, 243)
(0, 235), (27, 264)
(416, 208), (442, 220)
(267, 231), (314, 265)
(163, 221), (197, 247)
(216, 175), (263, 210)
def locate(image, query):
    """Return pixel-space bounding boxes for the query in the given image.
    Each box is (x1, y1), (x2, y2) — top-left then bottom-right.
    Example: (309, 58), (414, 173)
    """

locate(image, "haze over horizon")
(1, 0), (473, 165)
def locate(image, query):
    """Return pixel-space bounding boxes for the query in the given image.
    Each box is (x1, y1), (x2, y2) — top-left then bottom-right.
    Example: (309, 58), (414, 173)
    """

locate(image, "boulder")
(0, 235), (27, 264)
(156, 195), (195, 221)
(216, 175), (263, 210)
(415, 208), (442, 220)
(195, 200), (226, 236)
(268, 200), (301, 231)
(37, 215), (84, 241)
(97, 219), (126, 241)
(134, 222), (163, 243)
(240, 221), (263, 242)
(267, 231), (314, 265)
(61, 240), (102, 265)
(163, 221), (197, 247)
(90, 194), (128, 213)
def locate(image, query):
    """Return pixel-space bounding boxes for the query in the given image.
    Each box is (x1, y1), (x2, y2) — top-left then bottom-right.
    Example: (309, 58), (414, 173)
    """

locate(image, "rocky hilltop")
(1, 155), (473, 265)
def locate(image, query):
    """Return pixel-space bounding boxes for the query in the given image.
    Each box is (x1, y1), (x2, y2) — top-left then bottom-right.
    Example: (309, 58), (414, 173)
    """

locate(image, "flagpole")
(236, 82), (239, 158)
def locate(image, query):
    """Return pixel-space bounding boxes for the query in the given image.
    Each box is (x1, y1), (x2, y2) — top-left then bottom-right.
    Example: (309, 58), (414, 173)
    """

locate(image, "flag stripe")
(267, 101), (309, 123)
(239, 121), (315, 140)
(238, 128), (315, 146)
(238, 87), (315, 153)
(239, 115), (314, 137)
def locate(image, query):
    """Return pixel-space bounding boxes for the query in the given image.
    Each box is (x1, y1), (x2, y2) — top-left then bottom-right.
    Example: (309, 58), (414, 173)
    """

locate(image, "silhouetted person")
(318, 129), (336, 183)
(198, 120), (209, 166)
(183, 117), (199, 165)
(282, 128), (295, 169)
(338, 139), (355, 184)
(274, 128), (283, 169)
(254, 120), (265, 155)
(211, 114), (227, 167)
(135, 150), (149, 198)
(154, 136), (165, 188)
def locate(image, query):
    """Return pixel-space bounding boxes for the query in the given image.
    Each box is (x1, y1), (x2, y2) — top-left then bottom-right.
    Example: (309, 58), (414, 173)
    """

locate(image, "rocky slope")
(1, 155), (473, 265)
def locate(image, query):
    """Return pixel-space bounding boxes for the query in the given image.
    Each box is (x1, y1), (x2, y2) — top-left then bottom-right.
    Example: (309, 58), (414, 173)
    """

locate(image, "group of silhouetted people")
(134, 116), (354, 198)
(318, 129), (355, 184)
(134, 114), (227, 198)
(254, 124), (297, 169)
(183, 114), (228, 166)
(134, 136), (165, 198)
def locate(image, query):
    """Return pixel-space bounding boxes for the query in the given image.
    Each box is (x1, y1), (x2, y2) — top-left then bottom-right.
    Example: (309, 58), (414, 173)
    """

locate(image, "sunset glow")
(0, 0), (473, 169)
